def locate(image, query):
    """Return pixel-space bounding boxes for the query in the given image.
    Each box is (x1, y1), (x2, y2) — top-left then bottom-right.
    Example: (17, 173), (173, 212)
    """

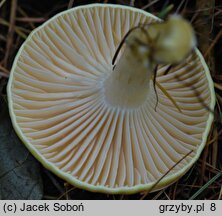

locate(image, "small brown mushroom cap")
(7, 4), (215, 194)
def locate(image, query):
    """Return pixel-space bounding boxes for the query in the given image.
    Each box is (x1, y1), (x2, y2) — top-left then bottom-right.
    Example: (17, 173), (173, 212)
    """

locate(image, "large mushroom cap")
(7, 4), (215, 194)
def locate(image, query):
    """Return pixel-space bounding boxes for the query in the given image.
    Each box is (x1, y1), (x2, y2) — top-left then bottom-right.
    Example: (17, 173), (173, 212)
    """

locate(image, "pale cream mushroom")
(7, 4), (215, 194)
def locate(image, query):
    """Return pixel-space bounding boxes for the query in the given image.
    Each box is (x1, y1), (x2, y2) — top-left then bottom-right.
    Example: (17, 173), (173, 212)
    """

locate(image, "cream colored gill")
(7, 4), (215, 194)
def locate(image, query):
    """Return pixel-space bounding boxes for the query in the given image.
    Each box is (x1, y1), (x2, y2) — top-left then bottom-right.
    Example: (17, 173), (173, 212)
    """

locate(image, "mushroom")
(7, 4), (215, 194)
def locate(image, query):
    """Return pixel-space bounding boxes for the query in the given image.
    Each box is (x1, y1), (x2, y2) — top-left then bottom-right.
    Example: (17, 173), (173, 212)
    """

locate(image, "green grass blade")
(189, 172), (222, 200)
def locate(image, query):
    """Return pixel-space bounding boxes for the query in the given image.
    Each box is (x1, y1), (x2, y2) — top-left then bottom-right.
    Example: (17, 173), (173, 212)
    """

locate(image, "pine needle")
(0, 0), (6, 8)
(189, 172), (222, 200)
(214, 82), (222, 91)
(156, 81), (182, 113)
(141, 150), (193, 199)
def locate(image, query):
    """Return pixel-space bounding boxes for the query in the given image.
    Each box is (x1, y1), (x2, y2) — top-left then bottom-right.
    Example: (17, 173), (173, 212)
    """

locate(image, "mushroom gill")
(7, 4), (215, 193)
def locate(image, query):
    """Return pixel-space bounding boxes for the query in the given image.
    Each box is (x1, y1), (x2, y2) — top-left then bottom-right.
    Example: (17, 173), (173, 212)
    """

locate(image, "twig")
(0, 0), (6, 8)
(212, 128), (218, 168)
(57, 186), (76, 200)
(16, 17), (46, 23)
(130, 0), (135, 7)
(218, 185), (222, 200)
(200, 138), (210, 185)
(17, 7), (35, 29)
(119, 194), (124, 200)
(214, 82), (222, 91)
(0, 18), (31, 33)
(0, 18), (28, 39)
(207, 128), (222, 145)
(214, 75), (222, 80)
(195, 0), (215, 75)
(164, 191), (170, 200)
(180, 0), (189, 16)
(178, 184), (220, 189)
(64, 183), (70, 200)
(0, 71), (9, 78)
(0, 64), (9, 74)
(171, 181), (179, 199)
(204, 30), (222, 58)
(151, 189), (165, 200)
(198, 159), (221, 173)
(43, 169), (65, 195)
(141, 150), (193, 199)
(156, 81), (182, 113)
(3, 0), (17, 67)
(0, 34), (6, 42)
(67, 0), (75, 9)
(175, 0), (187, 14)
(141, 0), (160, 10)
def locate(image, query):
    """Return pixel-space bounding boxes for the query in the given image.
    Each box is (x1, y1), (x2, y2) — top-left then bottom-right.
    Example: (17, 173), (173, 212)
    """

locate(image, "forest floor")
(0, 0), (222, 200)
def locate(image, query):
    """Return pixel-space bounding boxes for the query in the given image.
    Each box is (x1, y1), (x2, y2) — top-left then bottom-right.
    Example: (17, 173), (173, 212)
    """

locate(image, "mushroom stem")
(104, 39), (155, 109)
